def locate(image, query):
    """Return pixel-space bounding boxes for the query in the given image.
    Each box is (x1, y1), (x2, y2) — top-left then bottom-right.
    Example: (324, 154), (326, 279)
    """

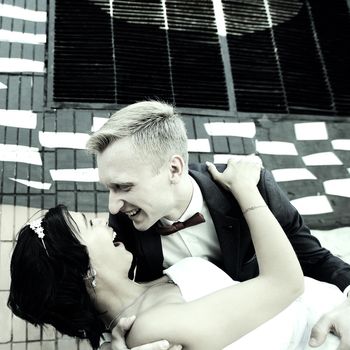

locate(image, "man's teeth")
(112, 231), (117, 241)
(125, 209), (140, 217)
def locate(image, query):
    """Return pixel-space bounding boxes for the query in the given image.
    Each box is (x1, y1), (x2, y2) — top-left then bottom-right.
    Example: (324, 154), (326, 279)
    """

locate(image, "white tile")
(91, 117), (108, 131)
(302, 152), (343, 166)
(272, 168), (316, 182)
(0, 82), (7, 89)
(0, 110), (37, 129)
(255, 140), (298, 155)
(0, 342), (11, 350)
(12, 342), (26, 350)
(42, 341), (56, 350)
(213, 154), (247, 164)
(290, 195), (333, 215)
(42, 325), (56, 340)
(332, 139), (350, 151)
(14, 206), (31, 234)
(0, 291), (11, 342)
(294, 122), (328, 140)
(0, 4), (47, 22)
(57, 336), (78, 350)
(27, 342), (42, 350)
(0, 58), (44, 73)
(324, 178), (350, 198)
(79, 340), (93, 350)
(0, 242), (12, 290)
(0, 144), (42, 165)
(204, 122), (256, 138)
(39, 131), (89, 149)
(188, 139), (211, 152)
(314, 227), (350, 265)
(9, 178), (51, 190)
(12, 315), (27, 342)
(0, 204), (16, 240)
(50, 168), (99, 182)
(0, 30), (46, 44)
(27, 323), (41, 341)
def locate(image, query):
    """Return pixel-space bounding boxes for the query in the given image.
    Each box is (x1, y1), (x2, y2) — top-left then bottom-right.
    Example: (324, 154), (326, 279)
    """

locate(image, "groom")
(86, 101), (350, 350)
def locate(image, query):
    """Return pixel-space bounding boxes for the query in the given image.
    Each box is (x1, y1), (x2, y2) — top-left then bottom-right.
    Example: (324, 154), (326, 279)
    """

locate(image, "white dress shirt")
(161, 177), (222, 269)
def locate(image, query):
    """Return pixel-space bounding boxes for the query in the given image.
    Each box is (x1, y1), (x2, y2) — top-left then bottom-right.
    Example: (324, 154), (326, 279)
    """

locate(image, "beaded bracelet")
(242, 205), (267, 215)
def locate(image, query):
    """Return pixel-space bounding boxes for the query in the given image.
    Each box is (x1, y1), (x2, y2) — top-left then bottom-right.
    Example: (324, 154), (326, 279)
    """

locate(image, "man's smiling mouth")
(124, 208), (141, 217)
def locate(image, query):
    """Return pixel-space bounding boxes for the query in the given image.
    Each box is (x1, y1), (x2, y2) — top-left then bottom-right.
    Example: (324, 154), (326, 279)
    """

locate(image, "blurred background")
(1, 0), (350, 349)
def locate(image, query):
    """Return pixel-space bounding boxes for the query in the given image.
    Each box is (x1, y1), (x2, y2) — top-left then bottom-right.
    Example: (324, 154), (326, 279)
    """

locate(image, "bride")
(8, 159), (344, 350)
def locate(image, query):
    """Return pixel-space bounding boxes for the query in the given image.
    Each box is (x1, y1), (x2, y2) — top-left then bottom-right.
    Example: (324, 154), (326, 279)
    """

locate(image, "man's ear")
(169, 155), (185, 184)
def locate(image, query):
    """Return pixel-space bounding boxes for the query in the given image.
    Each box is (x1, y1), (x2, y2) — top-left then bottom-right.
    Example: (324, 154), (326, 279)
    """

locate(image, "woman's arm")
(128, 156), (304, 350)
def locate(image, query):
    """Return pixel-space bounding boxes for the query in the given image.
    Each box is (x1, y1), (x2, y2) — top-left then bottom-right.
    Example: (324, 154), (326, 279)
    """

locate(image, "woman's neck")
(93, 274), (171, 330)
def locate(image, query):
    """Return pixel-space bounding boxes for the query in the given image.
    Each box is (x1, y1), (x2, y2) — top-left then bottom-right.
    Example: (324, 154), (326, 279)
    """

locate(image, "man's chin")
(132, 220), (151, 231)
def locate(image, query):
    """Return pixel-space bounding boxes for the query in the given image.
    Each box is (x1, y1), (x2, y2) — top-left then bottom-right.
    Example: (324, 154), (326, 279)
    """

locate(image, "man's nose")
(108, 192), (124, 215)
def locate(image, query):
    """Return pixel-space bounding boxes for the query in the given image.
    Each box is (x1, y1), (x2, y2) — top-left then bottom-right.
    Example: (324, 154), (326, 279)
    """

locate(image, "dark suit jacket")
(109, 163), (350, 291)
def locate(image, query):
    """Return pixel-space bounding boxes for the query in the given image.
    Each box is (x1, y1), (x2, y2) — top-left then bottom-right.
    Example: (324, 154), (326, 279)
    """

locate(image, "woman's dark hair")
(8, 205), (105, 348)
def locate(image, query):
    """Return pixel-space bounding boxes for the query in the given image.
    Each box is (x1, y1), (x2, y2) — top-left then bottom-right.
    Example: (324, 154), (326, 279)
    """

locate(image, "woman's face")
(68, 212), (133, 277)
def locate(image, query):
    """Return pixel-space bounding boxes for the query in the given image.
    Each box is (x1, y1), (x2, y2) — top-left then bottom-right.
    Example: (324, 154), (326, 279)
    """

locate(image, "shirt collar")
(160, 176), (203, 226)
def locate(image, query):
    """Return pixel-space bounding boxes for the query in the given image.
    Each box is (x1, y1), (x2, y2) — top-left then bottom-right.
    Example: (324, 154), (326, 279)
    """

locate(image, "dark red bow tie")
(156, 212), (206, 236)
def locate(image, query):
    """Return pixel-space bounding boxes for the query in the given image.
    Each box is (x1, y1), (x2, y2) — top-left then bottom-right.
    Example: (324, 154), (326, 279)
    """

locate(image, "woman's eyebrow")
(81, 213), (88, 227)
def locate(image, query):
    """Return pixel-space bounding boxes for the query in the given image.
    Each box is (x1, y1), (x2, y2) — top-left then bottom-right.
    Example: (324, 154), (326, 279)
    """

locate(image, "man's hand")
(309, 297), (350, 349)
(111, 316), (182, 350)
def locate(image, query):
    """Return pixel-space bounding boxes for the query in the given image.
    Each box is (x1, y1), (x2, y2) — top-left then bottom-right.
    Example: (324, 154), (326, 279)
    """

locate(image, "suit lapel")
(136, 167), (246, 281)
(133, 225), (164, 281)
(190, 169), (242, 279)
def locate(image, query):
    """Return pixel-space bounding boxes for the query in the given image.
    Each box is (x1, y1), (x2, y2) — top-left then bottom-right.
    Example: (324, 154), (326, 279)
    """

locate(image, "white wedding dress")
(164, 257), (346, 350)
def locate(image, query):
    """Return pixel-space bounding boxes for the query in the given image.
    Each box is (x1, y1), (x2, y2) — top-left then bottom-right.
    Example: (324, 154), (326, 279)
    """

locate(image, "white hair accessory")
(30, 219), (45, 238)
(29, 218), (49, 256)
(84, 267), (97, 289)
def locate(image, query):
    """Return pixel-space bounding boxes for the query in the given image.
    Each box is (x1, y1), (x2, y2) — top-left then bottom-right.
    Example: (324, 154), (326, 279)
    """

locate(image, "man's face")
(97, 138), (175, 231)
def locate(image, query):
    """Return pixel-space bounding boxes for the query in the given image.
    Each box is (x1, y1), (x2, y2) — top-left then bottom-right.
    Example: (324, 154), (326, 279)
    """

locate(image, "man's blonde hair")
(86, 101), (188, 171)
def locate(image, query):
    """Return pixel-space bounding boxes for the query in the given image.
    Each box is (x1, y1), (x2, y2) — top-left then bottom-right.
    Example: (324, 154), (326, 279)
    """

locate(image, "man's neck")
(165, 174), (193, 222)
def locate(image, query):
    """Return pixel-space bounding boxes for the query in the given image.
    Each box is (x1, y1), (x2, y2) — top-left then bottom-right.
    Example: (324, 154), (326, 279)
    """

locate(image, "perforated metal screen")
(53, 0), (350, 116)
